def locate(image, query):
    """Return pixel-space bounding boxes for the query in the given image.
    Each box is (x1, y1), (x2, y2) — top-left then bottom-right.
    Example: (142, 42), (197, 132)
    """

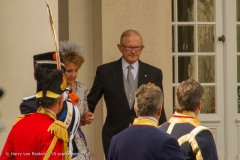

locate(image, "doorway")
(171, 0), (225, 159)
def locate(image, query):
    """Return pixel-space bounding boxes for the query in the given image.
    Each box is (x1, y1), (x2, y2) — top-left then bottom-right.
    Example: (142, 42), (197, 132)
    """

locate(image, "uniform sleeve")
(195, 129), (218, 160)
(87, 67), (104, 113)
(0, 130), (14, 160)
(160, 136), (185, 160)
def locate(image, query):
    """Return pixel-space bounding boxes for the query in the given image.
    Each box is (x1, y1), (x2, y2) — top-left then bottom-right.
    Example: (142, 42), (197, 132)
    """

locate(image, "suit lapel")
(138, 60), (150, 87)
(112, 58), (130, 110)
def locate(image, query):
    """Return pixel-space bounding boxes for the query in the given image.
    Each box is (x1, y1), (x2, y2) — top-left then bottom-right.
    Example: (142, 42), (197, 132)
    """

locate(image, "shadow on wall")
(0, 88), (5, 132)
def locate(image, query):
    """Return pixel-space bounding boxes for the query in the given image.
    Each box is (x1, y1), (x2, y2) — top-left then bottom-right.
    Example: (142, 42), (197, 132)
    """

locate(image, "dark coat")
(159, 112), (218, 160)
(108, 125), (185, 160)
(87, 58), (167, 157)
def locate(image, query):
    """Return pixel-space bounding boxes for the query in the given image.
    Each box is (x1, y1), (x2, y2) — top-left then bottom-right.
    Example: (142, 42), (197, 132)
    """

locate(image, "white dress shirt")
(121, 58), (139, 80)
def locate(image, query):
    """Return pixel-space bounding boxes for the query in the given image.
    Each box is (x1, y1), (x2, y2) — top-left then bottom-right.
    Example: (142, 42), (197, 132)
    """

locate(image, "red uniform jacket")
(0, 113), (65, 160)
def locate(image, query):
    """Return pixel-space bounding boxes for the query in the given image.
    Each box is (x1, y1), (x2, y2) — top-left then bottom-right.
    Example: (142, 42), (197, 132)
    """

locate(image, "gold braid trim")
(176, 126), (207, 160)
(37, 107), (70, 160)
(47, 120), (70, 160)
(47, 120), (69, 142)
(43, 136), (58, 160)
(37, 107), (56, 120)
(170, 111), (201, 127)
(133, 117), (159, 128)
(43, 135), (70, 160)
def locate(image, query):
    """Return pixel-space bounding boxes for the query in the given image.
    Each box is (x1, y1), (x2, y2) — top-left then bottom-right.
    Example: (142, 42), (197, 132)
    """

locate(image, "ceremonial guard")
(19, 52), (81, 159)
(159, 79), (218, 160)
(1, 67), (70, 160)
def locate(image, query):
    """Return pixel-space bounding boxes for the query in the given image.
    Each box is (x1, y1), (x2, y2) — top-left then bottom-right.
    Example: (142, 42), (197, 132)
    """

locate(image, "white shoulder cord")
(66, 101), (80, 158)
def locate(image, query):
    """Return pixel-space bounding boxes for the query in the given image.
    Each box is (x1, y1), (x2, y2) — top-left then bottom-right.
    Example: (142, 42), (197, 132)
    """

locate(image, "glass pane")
(238, 86), (240, 113)
(237, 25), (240, 52)
(237, 56), (240, 83)
(172, 57), (175, 83)
(178, 26), (194, 52)
(177, 0), (194, 22)
(201, 86), (215, 113)
(237, 0), (240, 22)
(178, 56), (195, 82)
(198, 56), (215, 83)
(197, 0), (214, 22)
(172, 26), (175, 52)
(198, 25), (214, 52)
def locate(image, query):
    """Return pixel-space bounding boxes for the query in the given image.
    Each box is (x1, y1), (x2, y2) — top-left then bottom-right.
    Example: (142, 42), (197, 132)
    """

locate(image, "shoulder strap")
(64, 101), (73, 128)
(188, 126), (209, 158)
(68, 106), (80, 157)
(190, 126), (209, 136)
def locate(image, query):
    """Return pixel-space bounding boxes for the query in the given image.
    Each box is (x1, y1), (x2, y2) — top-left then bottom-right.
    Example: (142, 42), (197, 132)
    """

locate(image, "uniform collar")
(169, 111), (201, 126)
(133, 117), (159, 128)
(37, 107), (57, 120)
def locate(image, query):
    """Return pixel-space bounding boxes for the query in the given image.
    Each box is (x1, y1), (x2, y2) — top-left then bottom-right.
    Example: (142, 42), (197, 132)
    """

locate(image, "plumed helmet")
(33, 51), (65, 92)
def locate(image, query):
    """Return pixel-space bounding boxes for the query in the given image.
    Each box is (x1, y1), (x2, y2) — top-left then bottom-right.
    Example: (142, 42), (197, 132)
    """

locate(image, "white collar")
(139, 116), (158, 123)
(121, 58), (139, 70)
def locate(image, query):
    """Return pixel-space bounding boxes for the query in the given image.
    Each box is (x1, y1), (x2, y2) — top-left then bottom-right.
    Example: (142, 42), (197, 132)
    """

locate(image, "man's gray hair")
(134, 83), (163, 116)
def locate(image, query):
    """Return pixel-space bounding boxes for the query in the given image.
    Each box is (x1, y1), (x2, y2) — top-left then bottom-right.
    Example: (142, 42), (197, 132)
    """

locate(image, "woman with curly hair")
(60, 41), (94, 160)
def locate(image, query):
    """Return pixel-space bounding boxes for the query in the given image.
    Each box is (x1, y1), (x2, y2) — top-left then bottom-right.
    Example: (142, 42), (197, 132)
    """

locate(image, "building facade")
(1, 0), (239, 159)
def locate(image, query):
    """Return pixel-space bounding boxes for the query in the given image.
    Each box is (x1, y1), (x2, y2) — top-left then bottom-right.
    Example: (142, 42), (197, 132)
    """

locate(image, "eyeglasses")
(121, 44), (143, 52)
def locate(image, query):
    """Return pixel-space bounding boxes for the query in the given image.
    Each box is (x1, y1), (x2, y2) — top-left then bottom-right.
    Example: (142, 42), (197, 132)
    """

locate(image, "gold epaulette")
(36, 107), (70, 160)
(13, 114), (30, 126)
(47, 120), (69, 142)
(44, 120), (70, 160)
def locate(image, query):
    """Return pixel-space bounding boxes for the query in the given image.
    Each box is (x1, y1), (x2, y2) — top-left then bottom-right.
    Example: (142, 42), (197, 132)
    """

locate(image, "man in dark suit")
(107, 83), (184, 160)
(87, 29), (167, 157)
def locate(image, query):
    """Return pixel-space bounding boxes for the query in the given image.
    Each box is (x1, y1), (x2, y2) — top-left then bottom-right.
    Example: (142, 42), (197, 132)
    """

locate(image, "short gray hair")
(175, 78), (204, 112)
(134, 83), (163, 116)
(120, 29), (143, 45)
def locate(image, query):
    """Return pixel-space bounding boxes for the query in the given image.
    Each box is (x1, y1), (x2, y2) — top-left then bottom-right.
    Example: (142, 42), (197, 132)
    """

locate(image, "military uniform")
(19, 96), (80, 158)
(19, 52), (80, 159)
(1, 68), (70, 160)
(1, 108), (69, 160)
(159, 111), (218, 160)
(108, 117), (185, 160)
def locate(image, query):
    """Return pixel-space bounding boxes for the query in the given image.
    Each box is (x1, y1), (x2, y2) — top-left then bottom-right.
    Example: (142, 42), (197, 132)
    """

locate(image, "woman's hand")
(81, 111), (94, 126)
